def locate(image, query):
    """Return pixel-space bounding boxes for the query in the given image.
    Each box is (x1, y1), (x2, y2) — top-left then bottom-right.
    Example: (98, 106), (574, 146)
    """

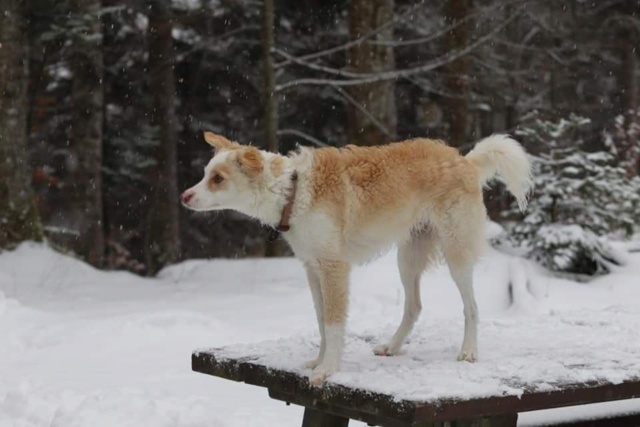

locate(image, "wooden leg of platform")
(301, 407), (350, 427)
(417, 413), (518, 427)
(465, 413), (518, 427)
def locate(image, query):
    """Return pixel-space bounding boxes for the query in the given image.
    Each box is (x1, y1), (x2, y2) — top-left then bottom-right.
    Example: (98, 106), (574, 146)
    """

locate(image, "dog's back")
(293, 139), (480, 261)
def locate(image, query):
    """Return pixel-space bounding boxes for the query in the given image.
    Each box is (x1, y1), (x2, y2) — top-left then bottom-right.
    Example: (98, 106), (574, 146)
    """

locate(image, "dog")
(181, 132), (532, 385)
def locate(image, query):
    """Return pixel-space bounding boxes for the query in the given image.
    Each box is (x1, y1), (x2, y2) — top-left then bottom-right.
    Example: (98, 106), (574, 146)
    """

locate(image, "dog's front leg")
(309, 260), (350, 386)
(303, 262), (325, 369)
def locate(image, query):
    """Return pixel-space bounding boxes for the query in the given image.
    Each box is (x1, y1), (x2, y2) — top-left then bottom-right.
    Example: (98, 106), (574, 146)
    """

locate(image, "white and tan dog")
(182, 132), (532, 385)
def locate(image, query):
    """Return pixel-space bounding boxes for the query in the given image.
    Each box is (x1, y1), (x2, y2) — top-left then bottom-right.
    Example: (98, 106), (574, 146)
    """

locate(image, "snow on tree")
(498, 114), (640, 277)
(603, 109), (640, 178)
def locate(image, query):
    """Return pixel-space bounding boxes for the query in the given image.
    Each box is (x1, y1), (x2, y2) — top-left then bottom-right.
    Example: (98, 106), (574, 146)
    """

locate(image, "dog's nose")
(181, 190), (194, 204)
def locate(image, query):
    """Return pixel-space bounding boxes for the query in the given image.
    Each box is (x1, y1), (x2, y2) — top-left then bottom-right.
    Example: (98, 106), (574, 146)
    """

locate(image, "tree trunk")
(68, 0), (105, 267)
(262, 0), (278, 154)
(347, 0), (396, 146)
(0, 0), (43, 248)
(145, 0), (181, 275)
(620, 27), (638, 176)
(444, 0), (471, 147)
(262, 0), (282, 257)
(504, 2), (520, 133)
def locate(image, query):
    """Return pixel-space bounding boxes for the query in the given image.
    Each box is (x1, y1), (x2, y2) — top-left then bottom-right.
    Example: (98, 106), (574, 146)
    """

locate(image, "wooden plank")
(271, 389), (519, 427)
(191, 352), (246, 382)
(301, 407), (350, 427)
(413, 413), (518, 427)
(417, 381), (640, 421)
(192, 350), (640, 425)
(193, 350), (415, 424)
(542, 412), (640, 427)
(269, 389), (409, 427)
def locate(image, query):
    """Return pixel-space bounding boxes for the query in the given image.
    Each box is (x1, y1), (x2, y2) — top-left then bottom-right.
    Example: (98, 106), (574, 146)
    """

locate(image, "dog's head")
(181, 132), (267, 212)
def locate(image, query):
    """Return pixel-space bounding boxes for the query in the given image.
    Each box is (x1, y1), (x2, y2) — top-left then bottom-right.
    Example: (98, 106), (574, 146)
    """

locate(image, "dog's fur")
(182, 132), (532, 385)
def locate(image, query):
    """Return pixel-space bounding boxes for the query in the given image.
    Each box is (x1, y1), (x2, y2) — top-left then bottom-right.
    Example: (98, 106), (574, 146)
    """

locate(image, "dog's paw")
(302, 357), (322, 370)
(373, 343), (400, 356)
(309, 364), (336, 386)
(456, 350), (478, 363)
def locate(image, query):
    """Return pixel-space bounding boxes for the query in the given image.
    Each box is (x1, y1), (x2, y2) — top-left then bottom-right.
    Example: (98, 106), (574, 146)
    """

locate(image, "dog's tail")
(466, 134), (533, 211)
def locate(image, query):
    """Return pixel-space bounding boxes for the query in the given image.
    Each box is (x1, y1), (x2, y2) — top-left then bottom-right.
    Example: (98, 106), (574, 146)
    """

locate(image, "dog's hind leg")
(374, 229), (438, 356)
(303, 262), (325, 369)
(441, 219), (483, 363)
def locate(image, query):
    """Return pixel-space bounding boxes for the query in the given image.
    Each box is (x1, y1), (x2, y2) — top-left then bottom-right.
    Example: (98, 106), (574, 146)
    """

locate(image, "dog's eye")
(211, 174), (224, 184)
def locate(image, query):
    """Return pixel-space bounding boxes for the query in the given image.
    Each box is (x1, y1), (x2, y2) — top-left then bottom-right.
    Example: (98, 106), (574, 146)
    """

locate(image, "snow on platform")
(196, 307), (640, 403)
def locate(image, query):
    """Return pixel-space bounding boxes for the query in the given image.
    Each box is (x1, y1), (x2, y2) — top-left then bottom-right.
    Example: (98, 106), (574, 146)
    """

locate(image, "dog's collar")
(268, 171), (298, 242)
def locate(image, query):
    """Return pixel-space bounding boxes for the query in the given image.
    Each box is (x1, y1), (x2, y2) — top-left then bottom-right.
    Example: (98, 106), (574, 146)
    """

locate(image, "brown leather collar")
(277, 171), (298, 231)
(268, 171), (298, 242)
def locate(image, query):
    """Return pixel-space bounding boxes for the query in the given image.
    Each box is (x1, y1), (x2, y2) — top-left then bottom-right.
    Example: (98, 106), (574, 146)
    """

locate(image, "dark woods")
(0, 0), (638, 275)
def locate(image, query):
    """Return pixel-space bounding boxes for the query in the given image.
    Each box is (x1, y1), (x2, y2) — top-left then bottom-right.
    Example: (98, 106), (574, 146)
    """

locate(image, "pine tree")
(500, 114), (640, 277)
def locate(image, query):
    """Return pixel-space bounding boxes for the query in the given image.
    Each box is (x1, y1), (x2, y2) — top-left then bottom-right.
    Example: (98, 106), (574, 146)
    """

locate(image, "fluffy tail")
(466, 134), (533, 211)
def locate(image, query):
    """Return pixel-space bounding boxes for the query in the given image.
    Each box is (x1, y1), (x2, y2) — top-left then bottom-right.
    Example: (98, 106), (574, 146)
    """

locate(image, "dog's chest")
(282, 211), (336, 261)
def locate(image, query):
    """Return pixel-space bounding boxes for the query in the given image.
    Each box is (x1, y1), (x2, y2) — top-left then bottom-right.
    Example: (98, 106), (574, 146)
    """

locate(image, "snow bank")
(0, 241), (639, 426)
(0, 388), (226, 427)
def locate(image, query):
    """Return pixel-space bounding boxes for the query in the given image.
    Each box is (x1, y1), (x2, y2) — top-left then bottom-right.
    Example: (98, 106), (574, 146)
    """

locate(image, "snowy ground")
(1, 236), (639, 426)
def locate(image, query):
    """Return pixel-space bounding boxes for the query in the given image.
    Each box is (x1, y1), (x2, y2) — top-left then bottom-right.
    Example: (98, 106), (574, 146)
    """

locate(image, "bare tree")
(347, 0), (396, 146)
(274, 4), (521, 91)
(68, 0), (105, 266)
(0, 0), (43, 248)
(145, 0), (180, 275)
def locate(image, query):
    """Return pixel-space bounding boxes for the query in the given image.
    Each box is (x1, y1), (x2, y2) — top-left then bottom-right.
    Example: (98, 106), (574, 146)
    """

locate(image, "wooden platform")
(192, 312), (640, 426)
(192, 347), (640, 426)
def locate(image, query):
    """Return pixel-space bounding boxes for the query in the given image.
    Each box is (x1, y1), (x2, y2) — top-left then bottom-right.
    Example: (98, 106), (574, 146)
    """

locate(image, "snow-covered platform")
(193, 311), (640, 426)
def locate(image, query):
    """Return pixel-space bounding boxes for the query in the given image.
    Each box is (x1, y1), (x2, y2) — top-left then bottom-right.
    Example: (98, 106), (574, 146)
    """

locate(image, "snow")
(203, 306), (640, 402)
(1, 239), (640, 426)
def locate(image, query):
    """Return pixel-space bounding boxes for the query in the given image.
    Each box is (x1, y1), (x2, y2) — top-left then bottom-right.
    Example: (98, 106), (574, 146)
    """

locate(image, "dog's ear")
(236, 147), (264, 178)
(203, 131), (236, 152)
